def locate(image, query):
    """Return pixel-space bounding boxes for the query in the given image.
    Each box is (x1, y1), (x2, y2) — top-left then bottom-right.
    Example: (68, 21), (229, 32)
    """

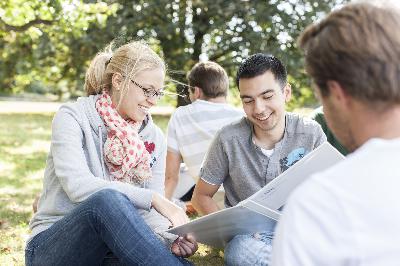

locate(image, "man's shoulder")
(219, 104), (244, 116)
(293, 139), (400, 211)
(170, 103), (193, 117)
(217, 117), (250, 141)
(172, 100), (213, 113)
(167, 104), (194, 130)
(286, 112), (323, 136)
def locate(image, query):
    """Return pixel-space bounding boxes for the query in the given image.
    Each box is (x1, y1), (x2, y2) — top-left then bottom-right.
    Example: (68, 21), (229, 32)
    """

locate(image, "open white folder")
(167, 142), (345, 248)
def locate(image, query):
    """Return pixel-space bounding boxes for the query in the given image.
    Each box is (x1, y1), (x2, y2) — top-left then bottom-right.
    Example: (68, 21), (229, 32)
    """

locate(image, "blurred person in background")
(165, 61), (243, 212)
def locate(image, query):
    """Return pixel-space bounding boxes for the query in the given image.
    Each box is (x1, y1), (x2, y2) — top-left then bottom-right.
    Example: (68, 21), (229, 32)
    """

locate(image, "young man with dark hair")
(272, 2), (400, 265)
(165, 61), (243, 206)
(192, 53), (326, 265)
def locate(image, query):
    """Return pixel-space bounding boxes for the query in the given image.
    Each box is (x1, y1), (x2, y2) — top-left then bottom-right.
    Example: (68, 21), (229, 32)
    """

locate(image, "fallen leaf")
(1, 247), (11, 253)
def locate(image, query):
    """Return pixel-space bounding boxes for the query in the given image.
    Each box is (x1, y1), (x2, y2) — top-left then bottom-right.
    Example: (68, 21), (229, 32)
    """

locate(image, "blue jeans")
(25, 189), (191, 266)
(224, 231), (275, 266)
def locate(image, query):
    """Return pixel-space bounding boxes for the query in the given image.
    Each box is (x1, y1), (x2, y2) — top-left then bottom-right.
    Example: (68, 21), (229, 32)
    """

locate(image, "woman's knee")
(83, 189), (142, 228)
(89, 189), (131, 212)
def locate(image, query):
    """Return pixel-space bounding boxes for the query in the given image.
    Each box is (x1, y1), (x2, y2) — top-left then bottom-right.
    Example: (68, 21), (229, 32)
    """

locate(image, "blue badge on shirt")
(279, 147), (307, 172)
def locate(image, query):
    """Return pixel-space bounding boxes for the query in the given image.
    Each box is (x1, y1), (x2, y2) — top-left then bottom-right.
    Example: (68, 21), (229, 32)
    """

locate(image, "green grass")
(0, 113), (223, 265)
(0, 113), (52, 265)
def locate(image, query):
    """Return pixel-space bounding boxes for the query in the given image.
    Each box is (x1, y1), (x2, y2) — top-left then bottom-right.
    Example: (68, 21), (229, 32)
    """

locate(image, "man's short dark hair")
(187, 61), (229, 98)
(236, 53), (287, 88)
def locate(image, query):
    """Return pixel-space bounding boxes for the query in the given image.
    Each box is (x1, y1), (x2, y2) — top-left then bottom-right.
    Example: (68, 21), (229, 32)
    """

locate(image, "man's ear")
(194, 86), (202, 99)
(326, 80), (349, 105)
(284, 83), (292, 103)
(111, 73), (123, 91)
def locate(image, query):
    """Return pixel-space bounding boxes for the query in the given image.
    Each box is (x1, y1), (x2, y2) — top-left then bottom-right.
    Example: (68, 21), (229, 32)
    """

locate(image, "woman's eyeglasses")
(130, 79), (165, 100)
(127, 77), (189, 100)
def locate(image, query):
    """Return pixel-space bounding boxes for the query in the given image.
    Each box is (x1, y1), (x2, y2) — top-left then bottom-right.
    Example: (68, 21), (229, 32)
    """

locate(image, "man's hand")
(171, 235), (198, 257)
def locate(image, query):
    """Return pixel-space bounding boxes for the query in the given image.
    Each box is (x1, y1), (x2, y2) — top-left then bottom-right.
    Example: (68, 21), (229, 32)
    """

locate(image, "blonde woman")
(25, 41), (197, 265)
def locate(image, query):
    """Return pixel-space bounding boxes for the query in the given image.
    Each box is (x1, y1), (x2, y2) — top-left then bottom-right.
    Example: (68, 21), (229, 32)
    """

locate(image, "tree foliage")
(0, 0), (347, 107)
(0, 0), (118, 97)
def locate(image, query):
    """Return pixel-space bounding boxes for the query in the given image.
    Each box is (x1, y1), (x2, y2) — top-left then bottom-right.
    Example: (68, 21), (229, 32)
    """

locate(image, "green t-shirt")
(312, 107), (348, 156)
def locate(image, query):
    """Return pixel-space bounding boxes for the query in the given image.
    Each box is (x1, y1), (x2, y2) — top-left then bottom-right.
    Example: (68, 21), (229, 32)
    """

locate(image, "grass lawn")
(0, 113), (223, 265)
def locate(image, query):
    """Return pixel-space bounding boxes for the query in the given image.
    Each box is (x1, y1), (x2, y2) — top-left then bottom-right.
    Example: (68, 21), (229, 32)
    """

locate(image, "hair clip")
(106, 56), (112, 65)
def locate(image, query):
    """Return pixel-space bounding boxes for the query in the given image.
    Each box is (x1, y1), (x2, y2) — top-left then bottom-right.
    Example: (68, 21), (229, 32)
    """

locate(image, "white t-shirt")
(167, 99), (243, 180)
(272, 138), (400, 266)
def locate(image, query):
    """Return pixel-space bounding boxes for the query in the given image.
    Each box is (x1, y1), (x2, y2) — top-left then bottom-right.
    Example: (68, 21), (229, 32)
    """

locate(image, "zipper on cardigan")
(98, 125), (107, 180)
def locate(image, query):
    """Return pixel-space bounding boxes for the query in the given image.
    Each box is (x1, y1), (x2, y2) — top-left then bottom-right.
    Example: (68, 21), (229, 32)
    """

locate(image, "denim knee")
(224, 235), (250, 266)
(89, 189), (132, 213)
(224, 234), (272, 266)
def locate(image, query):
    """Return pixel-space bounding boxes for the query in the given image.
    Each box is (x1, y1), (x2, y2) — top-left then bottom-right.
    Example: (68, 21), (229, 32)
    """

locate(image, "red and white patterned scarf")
(95, 91), (152, 184)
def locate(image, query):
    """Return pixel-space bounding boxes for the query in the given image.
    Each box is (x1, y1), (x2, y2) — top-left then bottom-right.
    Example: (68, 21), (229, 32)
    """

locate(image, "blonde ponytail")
(84, 47), (113, 96)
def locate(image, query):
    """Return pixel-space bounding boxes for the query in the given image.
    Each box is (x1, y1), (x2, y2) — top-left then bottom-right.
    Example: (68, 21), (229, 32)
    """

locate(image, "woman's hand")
(171, 234), (198, 258)
(151, 193), (189, 227)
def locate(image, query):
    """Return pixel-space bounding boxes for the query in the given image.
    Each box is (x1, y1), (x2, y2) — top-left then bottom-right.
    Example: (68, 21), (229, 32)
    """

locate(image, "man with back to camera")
(272, 2), (400, 265)
(165, 61), (243, 209)
(191, 53), (327, 265)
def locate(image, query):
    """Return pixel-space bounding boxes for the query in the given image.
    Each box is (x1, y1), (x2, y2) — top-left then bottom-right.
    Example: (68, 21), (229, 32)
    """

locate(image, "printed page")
(246, 142), (344, 210)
